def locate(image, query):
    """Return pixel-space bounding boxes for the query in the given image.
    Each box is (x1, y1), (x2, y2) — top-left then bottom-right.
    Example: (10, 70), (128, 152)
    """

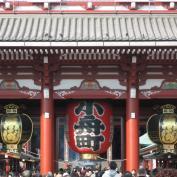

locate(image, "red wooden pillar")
(40, 56), (55, 174)
(126, 56), (139, 172)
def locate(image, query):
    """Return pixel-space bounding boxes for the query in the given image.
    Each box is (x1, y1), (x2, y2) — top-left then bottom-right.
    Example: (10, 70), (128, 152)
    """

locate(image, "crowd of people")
(4, 161), (177, 177)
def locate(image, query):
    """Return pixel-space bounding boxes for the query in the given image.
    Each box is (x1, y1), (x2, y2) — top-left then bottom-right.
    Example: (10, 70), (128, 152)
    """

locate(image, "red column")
(40, 57), (55, 174)
(126, 56), (139, 172)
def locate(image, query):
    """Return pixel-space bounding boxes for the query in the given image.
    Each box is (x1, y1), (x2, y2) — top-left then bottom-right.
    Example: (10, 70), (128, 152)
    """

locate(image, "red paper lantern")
(67, 101), (113, 154)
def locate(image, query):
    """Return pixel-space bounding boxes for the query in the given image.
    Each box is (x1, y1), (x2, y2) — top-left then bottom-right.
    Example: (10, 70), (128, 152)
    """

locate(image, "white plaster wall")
(54, 79), (83, 90)
(139, 79), (164, 90)
(54, 79), (126, 90)
(97, 79), (126, 90)
(17, 79), (41, 90)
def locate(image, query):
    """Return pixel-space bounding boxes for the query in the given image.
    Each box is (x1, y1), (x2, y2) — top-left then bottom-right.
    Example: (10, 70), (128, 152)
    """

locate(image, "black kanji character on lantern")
(74, 115), (105, 135)
(74, 101), (106, 151)
(76, 134), (104, 151)
(75, 101), (104, 116)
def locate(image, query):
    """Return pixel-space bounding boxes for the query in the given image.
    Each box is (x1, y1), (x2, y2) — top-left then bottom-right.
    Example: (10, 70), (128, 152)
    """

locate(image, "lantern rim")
(146, 113), (159, 144)
(21, 113), (33, 145)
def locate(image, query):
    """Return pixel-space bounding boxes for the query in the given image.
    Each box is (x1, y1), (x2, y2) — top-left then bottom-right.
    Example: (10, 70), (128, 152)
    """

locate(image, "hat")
(63, 172), (69, 177)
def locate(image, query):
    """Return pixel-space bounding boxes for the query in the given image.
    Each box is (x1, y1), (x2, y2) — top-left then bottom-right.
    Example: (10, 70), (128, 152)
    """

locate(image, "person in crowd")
(80, 167), (87, 177)
(131, 169), (136, 177)
(102, 161), (121, 177)
(47, 171), (54, 177)
(137, 168), (147, 177)
(150, 168), (159, 177)
(21, 170), (32, 177)
(85, 168), (92, 177)
(63, 172), (70, 177)
(70, 168), (79, 177)
(91, 164), (102, 177)
(8, 174), (13, 177)
(56, 168), (64, 177)
(155, 168), (177, 177)
(123, 171), (132, 177)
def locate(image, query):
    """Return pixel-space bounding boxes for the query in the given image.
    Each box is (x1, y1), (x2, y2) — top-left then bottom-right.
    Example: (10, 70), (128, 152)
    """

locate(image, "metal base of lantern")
(162, 144), (176, 154)
(6, 144), (18, 153)
(81, 154), (97, 160)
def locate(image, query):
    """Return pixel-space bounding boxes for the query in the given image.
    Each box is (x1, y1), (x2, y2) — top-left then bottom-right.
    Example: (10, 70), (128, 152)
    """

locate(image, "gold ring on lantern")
(21, 113), (33, 144)
(146, 114), (159, 143)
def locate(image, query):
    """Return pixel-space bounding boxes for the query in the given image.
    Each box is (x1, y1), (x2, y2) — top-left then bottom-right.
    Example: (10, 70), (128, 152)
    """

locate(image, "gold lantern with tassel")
(0, 104), (33, 153)
(147, 104), (177, 153)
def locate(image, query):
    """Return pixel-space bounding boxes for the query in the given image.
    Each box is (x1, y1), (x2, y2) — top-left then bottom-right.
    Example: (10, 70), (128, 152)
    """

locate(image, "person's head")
(80, 168), (86, 176)
(47, 171), (54, 177)
(63, 172), (69, 177)
(58, 168), (64, 174)
(123, 171), (132, 177)
(21, 170), (32, 177)
(151, 168), (158, 177)
(73, 168), (77, 173)
(95, 164), (101, 171)
(109, 161), (117, 170)
(137, 168), (146, 177)
(131, 169), (136, 175)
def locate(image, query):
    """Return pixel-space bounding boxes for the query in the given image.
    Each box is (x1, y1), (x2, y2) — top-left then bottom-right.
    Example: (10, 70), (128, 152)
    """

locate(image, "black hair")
(123, 171), (132, 177)
(109, 161), (117, 170)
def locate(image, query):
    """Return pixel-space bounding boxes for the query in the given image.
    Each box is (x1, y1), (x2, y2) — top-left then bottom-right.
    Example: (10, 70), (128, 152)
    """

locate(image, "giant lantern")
(0, 104), (33, 153)
(67, 101), (113, 159)
(147, 104), (177, 154)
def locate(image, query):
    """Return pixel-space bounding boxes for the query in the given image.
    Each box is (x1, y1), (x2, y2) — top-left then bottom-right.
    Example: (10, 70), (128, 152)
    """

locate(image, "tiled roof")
(0, 14), (177, 41)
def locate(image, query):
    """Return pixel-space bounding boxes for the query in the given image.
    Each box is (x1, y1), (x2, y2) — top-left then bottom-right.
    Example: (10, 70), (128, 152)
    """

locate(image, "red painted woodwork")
(126, 60), (139, 172)
(0, 0), (176, 14)
(140, 90), (177, 99)
(126, 97), (139, 171)
(1, 87), (177, 100)
(0, 90), (40, 99)
(67, 101), (113, 154)
(40, 62), (55, 174)
(54, 89), (126, 100)
(40, 95), (54, 174)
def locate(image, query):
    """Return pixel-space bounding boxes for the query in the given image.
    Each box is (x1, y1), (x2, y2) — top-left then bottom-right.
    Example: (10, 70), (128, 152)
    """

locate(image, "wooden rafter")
(0, 46), (176, 86)
(0, 0), (176, 14)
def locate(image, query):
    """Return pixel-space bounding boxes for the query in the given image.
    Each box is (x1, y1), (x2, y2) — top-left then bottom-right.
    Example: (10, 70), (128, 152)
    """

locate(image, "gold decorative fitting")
(162, 144), (176, 153)
(4, 104), (19, 114)
(161, 104), (176, 114)
(81, 153), (97, 160)
(6, 144), (18, 153)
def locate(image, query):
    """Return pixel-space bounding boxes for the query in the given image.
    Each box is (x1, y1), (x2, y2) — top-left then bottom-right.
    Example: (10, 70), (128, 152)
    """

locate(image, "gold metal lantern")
(147, 104), (177, 153)
(0, 104), (33, 153)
